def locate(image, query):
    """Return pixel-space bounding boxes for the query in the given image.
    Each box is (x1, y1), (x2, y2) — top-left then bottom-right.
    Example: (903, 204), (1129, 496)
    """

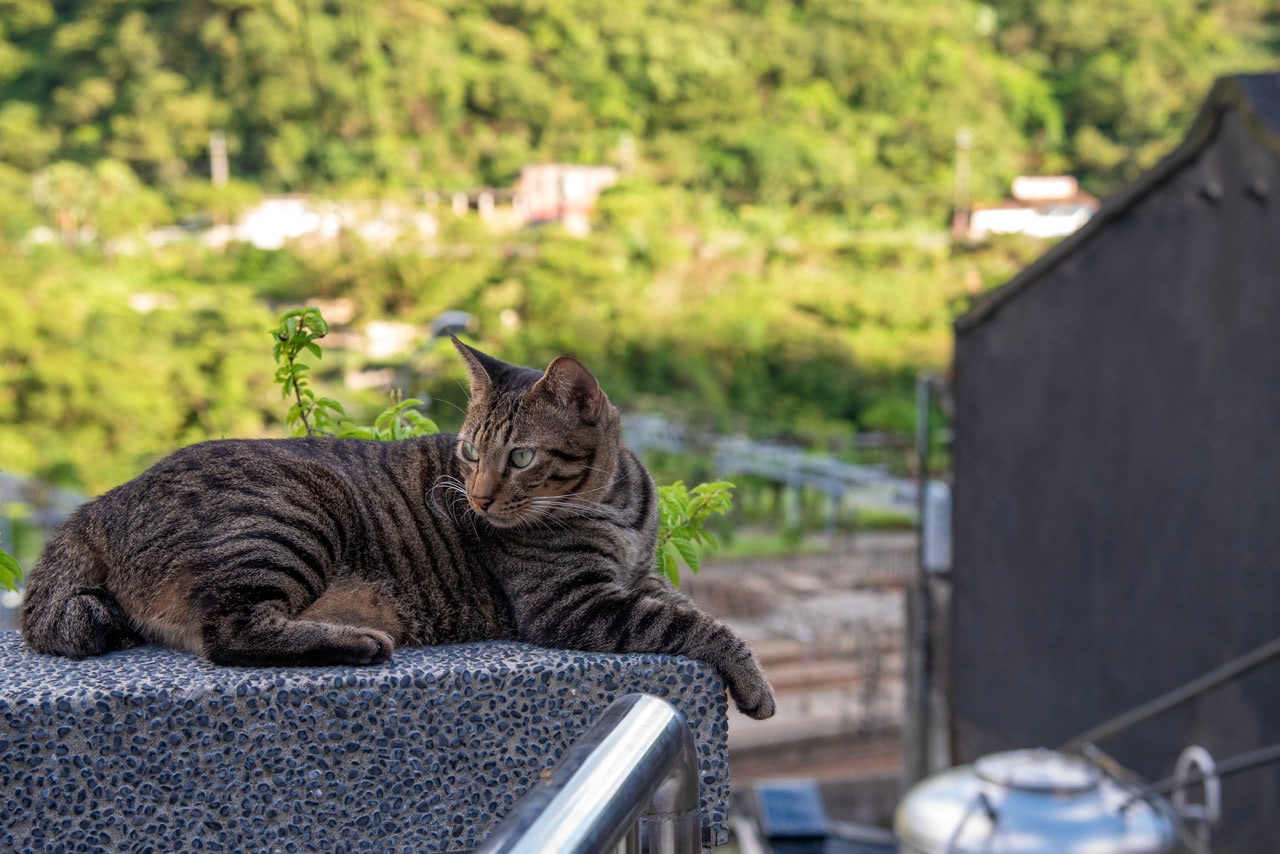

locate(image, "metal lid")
(975, 748), (1100, 794)
(894, 750), (1176, 854)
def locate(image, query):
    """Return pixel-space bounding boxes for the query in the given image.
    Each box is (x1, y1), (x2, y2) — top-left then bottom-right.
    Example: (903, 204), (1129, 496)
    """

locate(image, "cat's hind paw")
(23, 588), (139, 659)
(203, 616), (396, 667)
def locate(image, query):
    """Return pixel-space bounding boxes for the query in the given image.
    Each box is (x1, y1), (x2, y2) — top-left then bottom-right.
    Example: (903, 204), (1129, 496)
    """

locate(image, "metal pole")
(477, 694), (701, 854)
(906, 373), (934, 784)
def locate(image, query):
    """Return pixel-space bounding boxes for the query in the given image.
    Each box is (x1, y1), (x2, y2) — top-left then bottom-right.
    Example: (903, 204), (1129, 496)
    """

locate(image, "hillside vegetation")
(1, 0), (1277, 492)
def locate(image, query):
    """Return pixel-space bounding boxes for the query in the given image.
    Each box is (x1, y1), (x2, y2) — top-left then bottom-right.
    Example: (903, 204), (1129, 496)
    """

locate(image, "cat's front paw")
(339, 627), (395, 665)
(726, 656), (776, 720)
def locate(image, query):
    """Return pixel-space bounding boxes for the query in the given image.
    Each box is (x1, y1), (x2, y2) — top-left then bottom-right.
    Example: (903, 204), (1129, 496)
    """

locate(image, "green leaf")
(0, 550), (21, 592)
(660, 541), (682, 586)
(654, 480), (734, 585)
(404, 414), (439, 437)
(674, 537), (700, 575)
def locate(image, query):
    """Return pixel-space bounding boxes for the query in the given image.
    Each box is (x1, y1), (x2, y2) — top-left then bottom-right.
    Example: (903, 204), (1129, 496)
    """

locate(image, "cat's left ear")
(452, 336), (495, 397)
(531, 356), (609, 424)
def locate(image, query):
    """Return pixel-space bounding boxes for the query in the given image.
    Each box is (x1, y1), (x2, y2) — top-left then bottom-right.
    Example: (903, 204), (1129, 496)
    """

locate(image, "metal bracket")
(1171, 745), (1221, 849)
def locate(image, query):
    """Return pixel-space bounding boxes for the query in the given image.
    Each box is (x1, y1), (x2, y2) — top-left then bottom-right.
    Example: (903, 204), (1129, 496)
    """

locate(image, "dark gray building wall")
(951, 92), (1280, 849)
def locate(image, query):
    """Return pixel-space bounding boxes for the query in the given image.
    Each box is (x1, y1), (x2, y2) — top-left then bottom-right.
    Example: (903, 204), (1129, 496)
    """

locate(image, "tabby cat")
(20, 339), (775, 719)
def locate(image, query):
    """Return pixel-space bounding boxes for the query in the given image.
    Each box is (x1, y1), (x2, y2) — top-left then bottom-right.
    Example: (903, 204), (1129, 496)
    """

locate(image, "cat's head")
(450, 338), (620, 528)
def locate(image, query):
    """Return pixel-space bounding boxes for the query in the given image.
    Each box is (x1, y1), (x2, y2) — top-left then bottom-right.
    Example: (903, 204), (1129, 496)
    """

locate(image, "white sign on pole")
(922, 480), (951, 574)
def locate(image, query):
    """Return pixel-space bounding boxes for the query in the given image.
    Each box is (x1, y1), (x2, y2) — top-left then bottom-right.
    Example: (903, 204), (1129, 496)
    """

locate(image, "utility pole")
(210, 130), (229, 188)
(951, 128), (972, 240)
(905, 373), (935, 786)
(906, 372), (954, 785)
(618, 132), (636, 176)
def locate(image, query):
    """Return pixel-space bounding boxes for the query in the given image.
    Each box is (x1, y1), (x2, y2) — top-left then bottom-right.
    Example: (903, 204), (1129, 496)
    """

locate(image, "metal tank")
(895, 749), (1178, 854)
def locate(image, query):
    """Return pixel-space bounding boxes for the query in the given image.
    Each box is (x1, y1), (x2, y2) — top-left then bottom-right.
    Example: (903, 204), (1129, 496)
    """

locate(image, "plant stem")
(288, 357), (314, 436)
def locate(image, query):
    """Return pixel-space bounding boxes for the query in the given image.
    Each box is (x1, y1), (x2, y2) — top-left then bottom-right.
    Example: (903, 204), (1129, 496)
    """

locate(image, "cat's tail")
(19, 524), (136, 658)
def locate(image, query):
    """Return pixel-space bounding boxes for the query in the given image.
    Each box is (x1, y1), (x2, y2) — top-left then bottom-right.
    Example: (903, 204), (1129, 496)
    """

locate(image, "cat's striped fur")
(20, 339), (775, 719)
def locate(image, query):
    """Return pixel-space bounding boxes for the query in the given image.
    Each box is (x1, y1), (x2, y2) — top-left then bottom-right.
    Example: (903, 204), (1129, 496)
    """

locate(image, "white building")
(968, 175), (1098, 241)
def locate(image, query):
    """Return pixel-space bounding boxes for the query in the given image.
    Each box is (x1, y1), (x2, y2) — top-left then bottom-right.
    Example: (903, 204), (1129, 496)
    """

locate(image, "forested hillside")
(4, 1), (1274, 201)
(1, 1), (1277, 492)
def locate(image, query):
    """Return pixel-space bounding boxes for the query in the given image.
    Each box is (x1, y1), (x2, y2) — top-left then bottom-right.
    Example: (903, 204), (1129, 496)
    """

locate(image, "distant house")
(950, 73), (1280, 850)
(221, 196), (438, 250)
(967, 175), (1098, 240)
(191, 166), (619, 249)
(518, 164), (619, 236)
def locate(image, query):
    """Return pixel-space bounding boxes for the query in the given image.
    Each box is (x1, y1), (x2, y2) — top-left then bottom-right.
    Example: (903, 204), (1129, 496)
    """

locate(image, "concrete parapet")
(0, 633), (730, 852)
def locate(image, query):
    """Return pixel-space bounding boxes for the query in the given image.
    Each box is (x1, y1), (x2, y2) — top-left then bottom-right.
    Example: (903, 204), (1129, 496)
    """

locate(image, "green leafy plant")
(340, 391), (440, 440)
(656, 481), (735, 586)
(0, 547), (20, 593)
(271, 307), (437, 439)
(0, 501), (23, 591)
(272, 307), (347, 436)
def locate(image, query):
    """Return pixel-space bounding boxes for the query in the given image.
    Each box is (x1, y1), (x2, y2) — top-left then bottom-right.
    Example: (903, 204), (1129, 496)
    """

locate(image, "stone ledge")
(0, 632), (730, 852)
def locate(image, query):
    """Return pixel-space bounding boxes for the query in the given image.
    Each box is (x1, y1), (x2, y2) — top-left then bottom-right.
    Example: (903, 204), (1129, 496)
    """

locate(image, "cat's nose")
(473, 495), (495, 511)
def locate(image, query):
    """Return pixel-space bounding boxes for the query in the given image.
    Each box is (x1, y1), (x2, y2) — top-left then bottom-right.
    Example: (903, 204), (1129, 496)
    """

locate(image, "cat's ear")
(452, 337), (498, 396)
(531, 355), (609, 424)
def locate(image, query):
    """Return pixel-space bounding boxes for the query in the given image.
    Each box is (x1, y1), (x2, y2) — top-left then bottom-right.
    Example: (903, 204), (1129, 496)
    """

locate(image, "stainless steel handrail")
(476, 693), (702, 854)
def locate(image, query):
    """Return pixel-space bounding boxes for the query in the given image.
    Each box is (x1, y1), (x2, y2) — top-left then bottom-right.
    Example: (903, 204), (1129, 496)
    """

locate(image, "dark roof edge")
(955, 74), (1266, 336)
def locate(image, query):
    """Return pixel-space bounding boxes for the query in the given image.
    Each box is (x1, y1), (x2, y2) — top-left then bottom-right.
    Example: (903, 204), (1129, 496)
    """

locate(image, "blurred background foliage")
(1, 0), (1277, 494)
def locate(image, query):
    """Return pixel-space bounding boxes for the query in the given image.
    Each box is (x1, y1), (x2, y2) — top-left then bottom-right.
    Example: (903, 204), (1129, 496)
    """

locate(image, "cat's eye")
(509, 448), (535, 468)
(460, 440), (479, 461)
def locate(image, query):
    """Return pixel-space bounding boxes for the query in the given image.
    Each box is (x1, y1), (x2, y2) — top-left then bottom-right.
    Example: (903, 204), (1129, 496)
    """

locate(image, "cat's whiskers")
(541, 482), (611, 507)
(521, 509), (562, 534)
(533, 496), (601, 514)
(575, 464), (617, 480)
(529, 494), (610, 520)
(429, 474), (467, 496)
(561, 481), (612, 497)
(433, 396), (468, 418)
(430, 476), (487, 538)
(509, 497), (569, 531)
(428, 476), (471, 522)
(500, 501), (557, 533)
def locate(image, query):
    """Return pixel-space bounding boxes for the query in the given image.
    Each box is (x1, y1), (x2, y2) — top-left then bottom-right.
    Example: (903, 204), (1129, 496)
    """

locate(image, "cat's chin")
(478, 512), (526, 529)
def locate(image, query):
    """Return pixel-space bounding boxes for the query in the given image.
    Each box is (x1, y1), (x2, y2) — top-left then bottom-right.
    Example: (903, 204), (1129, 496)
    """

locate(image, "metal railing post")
(477, 693), (702, 854)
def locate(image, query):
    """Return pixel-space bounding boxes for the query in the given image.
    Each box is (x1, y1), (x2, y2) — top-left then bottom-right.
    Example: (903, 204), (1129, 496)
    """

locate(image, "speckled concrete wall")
(0, 632), (730, 852)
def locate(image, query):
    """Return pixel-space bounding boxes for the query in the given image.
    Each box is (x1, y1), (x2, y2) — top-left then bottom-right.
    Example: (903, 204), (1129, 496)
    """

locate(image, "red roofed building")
(518, 164), (619, 235)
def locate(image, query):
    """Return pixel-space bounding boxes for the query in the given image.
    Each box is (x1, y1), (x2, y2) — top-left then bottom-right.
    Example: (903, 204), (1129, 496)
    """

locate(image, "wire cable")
(1060, 635), (1280, 750)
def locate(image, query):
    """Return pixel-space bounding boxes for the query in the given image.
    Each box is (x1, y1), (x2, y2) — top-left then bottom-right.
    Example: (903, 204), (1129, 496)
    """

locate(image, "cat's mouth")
(467, 498), (527, 528)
